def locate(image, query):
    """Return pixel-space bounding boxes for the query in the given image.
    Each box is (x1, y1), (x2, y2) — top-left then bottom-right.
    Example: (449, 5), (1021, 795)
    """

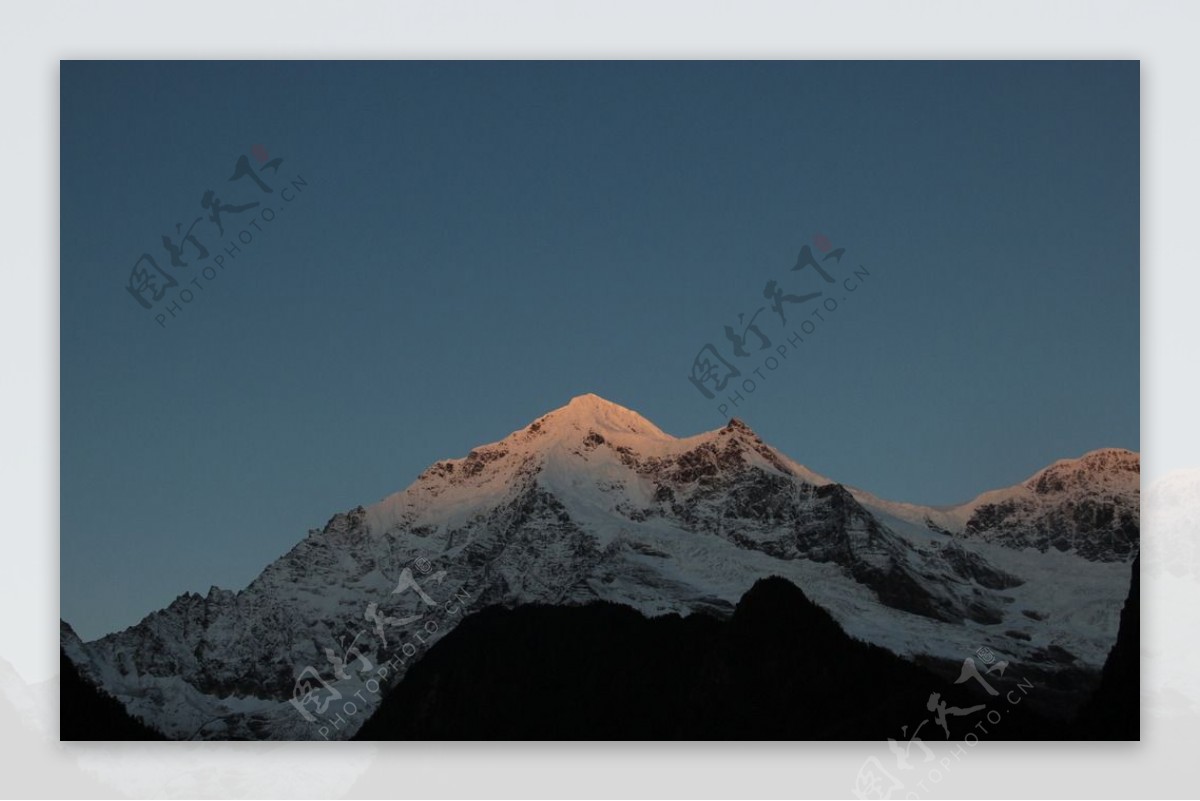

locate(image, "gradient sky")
(61, 61), (1139, 640)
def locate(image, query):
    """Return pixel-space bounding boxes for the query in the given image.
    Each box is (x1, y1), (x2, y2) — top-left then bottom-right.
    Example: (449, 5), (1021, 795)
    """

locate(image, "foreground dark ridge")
(59, 649), (165, 741)
(353, 575), (1137, 741)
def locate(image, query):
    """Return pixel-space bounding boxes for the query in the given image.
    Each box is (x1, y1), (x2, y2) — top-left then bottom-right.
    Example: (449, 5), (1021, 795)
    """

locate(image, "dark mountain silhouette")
(354, 577), (1086, 740)
(1071, 558), (1140, 739)
(60, 650), (165, 740)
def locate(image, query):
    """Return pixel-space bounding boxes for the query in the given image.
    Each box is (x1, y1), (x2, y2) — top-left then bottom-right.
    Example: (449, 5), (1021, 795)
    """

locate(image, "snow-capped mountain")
(61, 394), (1139, 740)
(855, 448), (1139, 561)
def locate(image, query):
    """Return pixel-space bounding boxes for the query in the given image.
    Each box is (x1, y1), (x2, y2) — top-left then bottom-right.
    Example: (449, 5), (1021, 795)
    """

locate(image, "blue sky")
(61, 61), (1139, 640)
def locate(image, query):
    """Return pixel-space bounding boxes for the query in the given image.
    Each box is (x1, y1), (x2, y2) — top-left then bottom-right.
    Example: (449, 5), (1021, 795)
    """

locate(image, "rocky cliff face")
(959, 449), (1139, 560)
(62, 394), (1139, 740)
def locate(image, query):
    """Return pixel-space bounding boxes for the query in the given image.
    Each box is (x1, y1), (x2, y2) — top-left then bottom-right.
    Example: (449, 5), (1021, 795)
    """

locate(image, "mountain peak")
(1023, 448), (1140, 495)
(538, 393), (670, 440)
(565, 392), (624, 410)
(723, 418), (756, 435)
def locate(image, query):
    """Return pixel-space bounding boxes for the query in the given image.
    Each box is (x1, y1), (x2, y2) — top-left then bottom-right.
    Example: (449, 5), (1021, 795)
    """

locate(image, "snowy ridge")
(851, 448), (1139, 561)
(364, 394), (830, 536)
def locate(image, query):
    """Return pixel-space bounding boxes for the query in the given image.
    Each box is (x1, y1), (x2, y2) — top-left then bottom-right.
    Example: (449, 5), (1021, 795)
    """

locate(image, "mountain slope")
(853, 448), (1139, 561)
